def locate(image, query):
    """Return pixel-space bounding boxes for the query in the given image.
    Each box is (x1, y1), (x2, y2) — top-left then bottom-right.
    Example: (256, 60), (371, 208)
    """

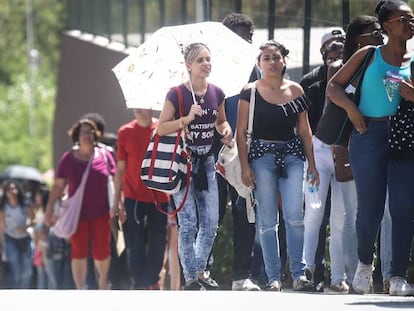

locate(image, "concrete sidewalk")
(1, 290), (413, 311)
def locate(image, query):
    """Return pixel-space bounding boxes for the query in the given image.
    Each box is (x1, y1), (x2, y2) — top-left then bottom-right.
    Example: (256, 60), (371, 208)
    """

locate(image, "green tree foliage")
(0, 0), (66, 172)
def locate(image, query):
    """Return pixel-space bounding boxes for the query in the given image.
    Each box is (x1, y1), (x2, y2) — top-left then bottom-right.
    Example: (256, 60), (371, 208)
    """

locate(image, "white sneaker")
(265, 280), (282, 291)
(232, 278), (261, 291)
(389, 276), (414, 296)
(352, 261), (373, 294)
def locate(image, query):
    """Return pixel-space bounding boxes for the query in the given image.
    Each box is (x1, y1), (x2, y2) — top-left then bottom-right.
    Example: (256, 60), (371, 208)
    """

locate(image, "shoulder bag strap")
(353, 47), (375, 106)
(172, 86), (191, 214)
(100, 147), (111, 175)
(152, 86), (191, 216)
(247, 81), (256, 152)
(76, 148), (94, 194)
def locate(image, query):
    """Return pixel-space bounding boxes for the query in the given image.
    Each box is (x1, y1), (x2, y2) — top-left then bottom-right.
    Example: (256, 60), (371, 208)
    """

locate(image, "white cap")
(321, 27), (346, 49)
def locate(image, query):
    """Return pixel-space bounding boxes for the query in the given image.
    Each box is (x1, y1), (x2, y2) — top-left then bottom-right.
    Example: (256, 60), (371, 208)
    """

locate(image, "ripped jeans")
(173, 153), (219, 282)
(251, 153), (306, 283)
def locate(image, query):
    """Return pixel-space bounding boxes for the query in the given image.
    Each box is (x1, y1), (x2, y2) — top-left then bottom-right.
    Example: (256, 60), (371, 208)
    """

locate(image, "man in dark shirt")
(209, 12), (262, 291)
(300, 28), (346, 133)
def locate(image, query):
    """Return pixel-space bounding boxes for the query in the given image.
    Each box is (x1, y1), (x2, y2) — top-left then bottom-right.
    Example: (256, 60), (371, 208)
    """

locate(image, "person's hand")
(347, 105), (366, 134)
(110, 205), (119, 218)
(241, 165), (255, 190)
(220, 127), (233, 145)
(44, 211), (56, 227)
(183, 104), (203, 124)
(306, 166), (320, 187)
(118, 208), (127, 224)
(400, 79), (414, 102)
(16, 225), (28, 234)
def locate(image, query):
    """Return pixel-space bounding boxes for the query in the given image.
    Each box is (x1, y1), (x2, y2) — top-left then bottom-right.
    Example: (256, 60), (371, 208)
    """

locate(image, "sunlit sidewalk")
(0, 289), (413, 310)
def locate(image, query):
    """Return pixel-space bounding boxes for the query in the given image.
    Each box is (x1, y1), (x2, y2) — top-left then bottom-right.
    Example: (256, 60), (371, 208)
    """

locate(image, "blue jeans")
(350, 120), (414, 278)
(4, 235), (33, 288)
(339, 180), (358, 283)
(380, 192), (392, 281)
(174, 154), (219, 282)
(123, 198), (167, 288)
(304, 137), (357, 284)
(36, 253), (57, 289)
(251, 153), (306, 283)
(388, 158), (414, 277)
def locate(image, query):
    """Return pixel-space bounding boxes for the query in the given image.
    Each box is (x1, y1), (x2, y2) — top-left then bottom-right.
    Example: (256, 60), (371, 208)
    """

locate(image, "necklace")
(188, 81), (208, 104)
(198, 93), (205, 104)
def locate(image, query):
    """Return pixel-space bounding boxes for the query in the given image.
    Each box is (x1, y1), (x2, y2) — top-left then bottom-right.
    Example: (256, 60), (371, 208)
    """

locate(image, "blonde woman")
(157, 42), (232, 290)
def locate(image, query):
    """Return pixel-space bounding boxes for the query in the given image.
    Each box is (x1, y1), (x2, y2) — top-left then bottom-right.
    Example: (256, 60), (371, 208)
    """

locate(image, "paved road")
(1, 290), (413, 311)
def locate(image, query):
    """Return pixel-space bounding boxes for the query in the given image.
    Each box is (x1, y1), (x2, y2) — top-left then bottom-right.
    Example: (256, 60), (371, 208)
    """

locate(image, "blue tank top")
(359, 46), (413, 117)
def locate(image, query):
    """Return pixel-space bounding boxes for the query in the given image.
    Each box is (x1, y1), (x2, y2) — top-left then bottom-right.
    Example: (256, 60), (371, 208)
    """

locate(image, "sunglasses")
(359, 30), (384, 39)
(387, 15), (414, 24)
(80, 130), (95, 136)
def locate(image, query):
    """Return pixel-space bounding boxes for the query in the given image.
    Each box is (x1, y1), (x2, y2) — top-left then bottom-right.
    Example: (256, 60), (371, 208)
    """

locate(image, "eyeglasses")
(359, 30), (384, 39)
(80, 130), (95, 136)
(387, 15), (414, 25)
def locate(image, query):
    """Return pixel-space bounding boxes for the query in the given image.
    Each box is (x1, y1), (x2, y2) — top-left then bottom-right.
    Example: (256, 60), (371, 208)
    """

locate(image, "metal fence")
(65, 0), (357, 74)
(67, 0), (236, 48)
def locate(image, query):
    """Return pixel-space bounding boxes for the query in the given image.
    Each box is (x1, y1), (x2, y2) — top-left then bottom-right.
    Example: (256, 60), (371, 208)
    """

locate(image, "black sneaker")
(183, 281), (204, 290)
(198, 276), (220, 290)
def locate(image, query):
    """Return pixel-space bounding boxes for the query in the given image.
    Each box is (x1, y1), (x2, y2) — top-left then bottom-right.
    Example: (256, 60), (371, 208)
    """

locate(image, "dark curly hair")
(67, 118), (102, 144)
(0, 180), (25, 210)
(222, 12), (254, 33)
(343, 15), (379, 62)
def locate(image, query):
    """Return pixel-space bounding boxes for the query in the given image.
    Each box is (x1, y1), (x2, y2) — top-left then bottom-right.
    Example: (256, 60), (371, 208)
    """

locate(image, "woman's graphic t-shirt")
(166, 83), (225, 147)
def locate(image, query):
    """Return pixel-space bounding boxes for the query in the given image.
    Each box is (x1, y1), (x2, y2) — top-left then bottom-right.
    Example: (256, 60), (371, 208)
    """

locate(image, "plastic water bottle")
(307, 173), (321, 209)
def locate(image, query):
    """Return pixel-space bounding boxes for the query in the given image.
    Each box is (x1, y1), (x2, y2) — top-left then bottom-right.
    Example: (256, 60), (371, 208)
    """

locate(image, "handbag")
(109, 216), (125, 257)
(331, 145), (353, 182)
(141, 86), (191, 215)
(215, 82), (257, 223)
(54, 149), (93, 239)
(388, 98), (414, 160)
(315, 47), (375, 146)
(100, 147), (115, 208)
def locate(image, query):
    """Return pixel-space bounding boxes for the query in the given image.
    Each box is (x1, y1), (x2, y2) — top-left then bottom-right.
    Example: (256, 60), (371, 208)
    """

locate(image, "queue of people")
(1, 0), (414, 295)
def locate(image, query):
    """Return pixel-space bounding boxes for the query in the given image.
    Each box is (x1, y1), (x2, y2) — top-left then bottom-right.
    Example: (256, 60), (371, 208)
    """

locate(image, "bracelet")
(179, 117), (187, 129)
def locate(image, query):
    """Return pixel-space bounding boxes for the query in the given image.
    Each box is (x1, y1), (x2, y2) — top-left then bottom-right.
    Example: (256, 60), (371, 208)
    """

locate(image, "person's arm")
(0, 210), (5, 238)
(44, 177), (66, 227)
(236, 89), (255, 189)
(326, 47), (372, 134)
(215, 100), (232, 145)
(400, 79), (414, 102)
(157, 99), (202, 136)
(294, 85), (319, 187)
(16, 204), (35, 236)
(112, 160), (126, 223)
